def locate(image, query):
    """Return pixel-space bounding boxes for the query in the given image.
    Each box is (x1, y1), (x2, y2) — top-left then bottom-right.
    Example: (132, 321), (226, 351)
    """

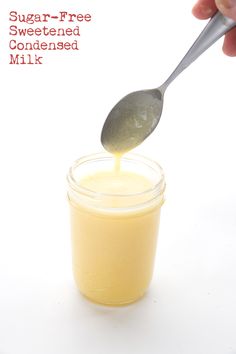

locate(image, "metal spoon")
(101, 11), (236, 154)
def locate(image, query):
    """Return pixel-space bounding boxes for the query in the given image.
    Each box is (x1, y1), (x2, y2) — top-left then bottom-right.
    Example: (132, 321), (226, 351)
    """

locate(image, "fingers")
(192, 0), (236, 56)
(215, 0), (236, 20)
(219, 0), (236, 56)
(193, 0), (236, 20)
(223, 27), (236, 56)
(192, 0), (218, 19)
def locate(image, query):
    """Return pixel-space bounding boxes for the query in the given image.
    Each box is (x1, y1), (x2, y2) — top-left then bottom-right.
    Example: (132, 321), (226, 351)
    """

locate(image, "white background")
(0, 0), (236, 353)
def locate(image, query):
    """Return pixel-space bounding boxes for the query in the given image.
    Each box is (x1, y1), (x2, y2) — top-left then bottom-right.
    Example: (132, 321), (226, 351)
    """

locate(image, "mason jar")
(67, 153), (165, 305)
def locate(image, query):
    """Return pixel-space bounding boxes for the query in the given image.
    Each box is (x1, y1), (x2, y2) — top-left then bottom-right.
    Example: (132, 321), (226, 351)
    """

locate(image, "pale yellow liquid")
(69, 158), (163, 305)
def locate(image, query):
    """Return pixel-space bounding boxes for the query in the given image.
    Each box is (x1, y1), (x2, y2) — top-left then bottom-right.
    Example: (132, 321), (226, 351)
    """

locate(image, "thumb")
(215, 0), (236, 20)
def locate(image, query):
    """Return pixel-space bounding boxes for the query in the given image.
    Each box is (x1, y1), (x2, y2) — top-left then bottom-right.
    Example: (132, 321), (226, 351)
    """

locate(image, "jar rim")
(67, 152), (165, 200)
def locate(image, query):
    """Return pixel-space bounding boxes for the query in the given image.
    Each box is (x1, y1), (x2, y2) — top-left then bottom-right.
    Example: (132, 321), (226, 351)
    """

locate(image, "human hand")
(192, 0), (236, 56)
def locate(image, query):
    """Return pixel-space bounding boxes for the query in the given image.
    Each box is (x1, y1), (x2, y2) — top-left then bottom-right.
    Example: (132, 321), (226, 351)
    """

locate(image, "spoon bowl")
(101, 89), (163, 154)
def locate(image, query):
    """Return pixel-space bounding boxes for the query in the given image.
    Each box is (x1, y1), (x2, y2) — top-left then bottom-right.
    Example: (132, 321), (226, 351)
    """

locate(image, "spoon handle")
(160, 11), (236, 92)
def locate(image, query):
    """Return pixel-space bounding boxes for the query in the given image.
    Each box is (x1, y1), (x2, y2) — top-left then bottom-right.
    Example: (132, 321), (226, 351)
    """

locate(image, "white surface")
(0, 0), (236, 353)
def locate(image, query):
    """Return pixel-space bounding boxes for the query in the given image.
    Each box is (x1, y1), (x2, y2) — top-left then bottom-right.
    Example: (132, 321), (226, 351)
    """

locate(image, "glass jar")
(67, 153), (165, 305)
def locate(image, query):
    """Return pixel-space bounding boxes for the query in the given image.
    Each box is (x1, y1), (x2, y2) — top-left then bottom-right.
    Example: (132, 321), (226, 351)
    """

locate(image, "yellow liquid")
(114, 154), (121, 174)
(69, 158), (163, 305)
